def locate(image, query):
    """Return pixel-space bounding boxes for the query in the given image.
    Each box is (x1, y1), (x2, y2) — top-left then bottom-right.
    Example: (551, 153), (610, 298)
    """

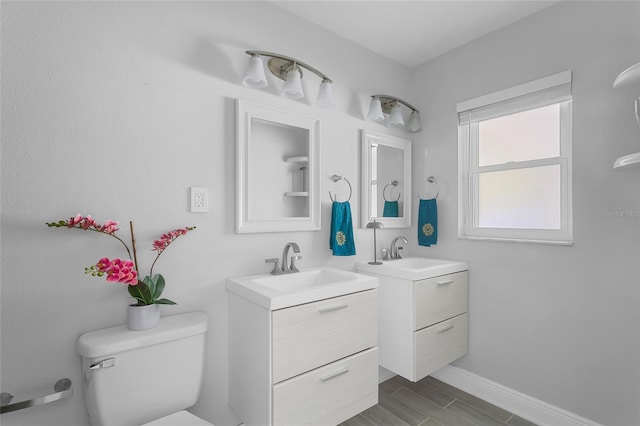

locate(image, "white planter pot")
(127, 304), (160, 331)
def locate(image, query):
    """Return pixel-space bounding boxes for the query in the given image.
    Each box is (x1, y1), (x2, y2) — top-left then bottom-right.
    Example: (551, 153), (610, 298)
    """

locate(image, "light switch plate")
(190, 187), (209, 213)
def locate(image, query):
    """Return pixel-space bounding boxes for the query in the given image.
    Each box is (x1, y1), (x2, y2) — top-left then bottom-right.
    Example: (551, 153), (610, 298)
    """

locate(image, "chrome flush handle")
(89, 358), (116, 370)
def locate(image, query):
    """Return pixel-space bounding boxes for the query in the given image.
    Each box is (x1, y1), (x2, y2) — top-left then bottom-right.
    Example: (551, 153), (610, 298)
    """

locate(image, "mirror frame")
(236, 99), (320, 233)
(360, 130), (412, 229)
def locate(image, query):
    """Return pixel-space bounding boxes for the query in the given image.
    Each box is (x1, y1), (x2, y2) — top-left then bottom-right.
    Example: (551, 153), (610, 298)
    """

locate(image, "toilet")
(77, 312), (213, 426)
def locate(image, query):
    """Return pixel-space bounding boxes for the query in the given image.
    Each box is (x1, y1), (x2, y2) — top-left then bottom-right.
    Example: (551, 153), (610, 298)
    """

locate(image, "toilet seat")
(141, 410), (213, 426)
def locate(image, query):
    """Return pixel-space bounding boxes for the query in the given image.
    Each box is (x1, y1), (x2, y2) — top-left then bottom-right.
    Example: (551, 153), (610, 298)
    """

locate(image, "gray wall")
(409, 2), (640, 425)
(2, 1), (638, 426)
(0, 2), (411, 425)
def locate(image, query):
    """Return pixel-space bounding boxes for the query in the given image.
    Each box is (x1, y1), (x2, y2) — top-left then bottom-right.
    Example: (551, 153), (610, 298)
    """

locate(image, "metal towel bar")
(383, 180), (401, 202)
(417, 176), (439, 199)
(0, 378), (72, 414)
(328, 174), (352, 202)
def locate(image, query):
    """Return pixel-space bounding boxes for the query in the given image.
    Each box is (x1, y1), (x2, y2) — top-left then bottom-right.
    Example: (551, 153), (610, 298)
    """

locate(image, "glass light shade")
(367, 97), (385, 122)
(407, 111), (422, 132)
(388, 103), (405, 127)
(317, 80), (336, 108)
(281, 67), (304, 99)
(242, 54), (268, 89)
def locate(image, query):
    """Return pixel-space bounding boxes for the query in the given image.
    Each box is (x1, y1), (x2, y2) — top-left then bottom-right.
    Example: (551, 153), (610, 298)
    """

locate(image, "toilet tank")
(77, 312), (208, 426)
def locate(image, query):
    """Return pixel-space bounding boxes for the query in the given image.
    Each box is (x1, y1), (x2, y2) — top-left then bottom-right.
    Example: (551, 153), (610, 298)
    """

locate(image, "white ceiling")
(272, 1), (560, 68)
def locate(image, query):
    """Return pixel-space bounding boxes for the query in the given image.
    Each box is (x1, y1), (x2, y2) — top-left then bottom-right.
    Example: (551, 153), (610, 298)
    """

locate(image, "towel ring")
(383, 180), (401, 202)
(417, 176), (439, 199)
(329, 175), (352, 202)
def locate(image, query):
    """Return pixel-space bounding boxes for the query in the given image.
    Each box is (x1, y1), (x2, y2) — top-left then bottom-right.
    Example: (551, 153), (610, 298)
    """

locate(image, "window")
(458, 71), (573, 244)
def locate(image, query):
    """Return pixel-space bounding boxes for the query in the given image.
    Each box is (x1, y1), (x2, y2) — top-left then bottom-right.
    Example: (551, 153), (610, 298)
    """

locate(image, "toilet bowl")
(77, 312), (213, 426)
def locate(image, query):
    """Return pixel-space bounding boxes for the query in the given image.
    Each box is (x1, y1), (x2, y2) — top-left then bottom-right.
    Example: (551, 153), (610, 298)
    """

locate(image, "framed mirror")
(236, 100), (320, 233)
(360, 130), (412, 228)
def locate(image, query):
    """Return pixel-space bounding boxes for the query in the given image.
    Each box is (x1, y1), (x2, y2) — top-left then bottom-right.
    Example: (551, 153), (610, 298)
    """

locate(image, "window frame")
(457, 71), (573, 245)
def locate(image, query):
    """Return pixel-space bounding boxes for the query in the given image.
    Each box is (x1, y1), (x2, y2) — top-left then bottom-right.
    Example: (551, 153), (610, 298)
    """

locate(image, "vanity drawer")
(272, 347), (378, 426)
(414, 271), (468, 330)
(272, 290), (377, 383)
(414, 313), (468, 381)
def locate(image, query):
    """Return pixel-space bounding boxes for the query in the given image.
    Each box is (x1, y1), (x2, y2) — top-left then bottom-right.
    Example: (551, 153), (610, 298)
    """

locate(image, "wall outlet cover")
(190, 187), (209, 213)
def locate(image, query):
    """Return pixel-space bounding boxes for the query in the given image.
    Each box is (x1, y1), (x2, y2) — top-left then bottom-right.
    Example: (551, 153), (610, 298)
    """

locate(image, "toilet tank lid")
(77, 311), (208, 358)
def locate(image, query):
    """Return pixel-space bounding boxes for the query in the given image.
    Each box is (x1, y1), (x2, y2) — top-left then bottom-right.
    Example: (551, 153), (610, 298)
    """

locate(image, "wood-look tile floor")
(340, 375), (538, 426)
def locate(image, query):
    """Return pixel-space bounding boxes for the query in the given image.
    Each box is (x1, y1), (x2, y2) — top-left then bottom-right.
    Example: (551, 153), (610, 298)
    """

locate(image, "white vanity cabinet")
(360, 267), (468, 382)
(228, 289), (379, 426)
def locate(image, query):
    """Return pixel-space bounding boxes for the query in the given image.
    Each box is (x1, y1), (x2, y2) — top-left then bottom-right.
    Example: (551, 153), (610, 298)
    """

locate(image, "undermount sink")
(226, 267), (378, 310)
(356, 257), (468, 280)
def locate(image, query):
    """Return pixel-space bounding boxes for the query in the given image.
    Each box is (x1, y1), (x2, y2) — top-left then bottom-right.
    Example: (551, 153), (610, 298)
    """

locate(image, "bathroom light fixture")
(242, 54), (268, 88)
(367, 97), (385, 122)
(367, 95), (422, 132)
(388, 103), (405, 127)
(282, 66), (304, 99)
(242, 51), (335, 108)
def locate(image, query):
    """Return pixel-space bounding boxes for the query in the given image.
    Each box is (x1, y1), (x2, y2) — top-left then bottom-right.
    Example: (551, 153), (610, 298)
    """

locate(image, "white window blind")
(458, 70), (572, 125)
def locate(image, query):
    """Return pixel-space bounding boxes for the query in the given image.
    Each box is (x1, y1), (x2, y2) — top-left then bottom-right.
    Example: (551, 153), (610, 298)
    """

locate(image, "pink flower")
(48, 216), (196, 298)
(100, 220), (119, 234)
(67, 214), (83, 227)
(80, 215), (96, 229)
(152, 227), (193, 253)
(94, 257), (138, 285)
(96, 257), (111, 272)
(65, 214), (97, 230)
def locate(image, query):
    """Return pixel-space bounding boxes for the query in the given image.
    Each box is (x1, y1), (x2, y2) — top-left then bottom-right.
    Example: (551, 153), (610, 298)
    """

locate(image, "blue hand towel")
(330, 201), (356, 256)
(418, 198), (438, 246)
(383, 200), (399, 217)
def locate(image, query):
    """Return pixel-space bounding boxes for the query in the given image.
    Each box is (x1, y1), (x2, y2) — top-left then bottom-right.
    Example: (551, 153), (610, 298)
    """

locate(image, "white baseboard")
(431, 365), (603, 426)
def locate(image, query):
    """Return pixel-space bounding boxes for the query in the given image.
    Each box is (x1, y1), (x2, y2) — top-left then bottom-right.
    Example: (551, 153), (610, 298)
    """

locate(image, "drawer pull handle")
(437, 280), (454, 286)
(319, 367), (349, 382)
(318, 304), (348, 313)
(437, 324), (454, 334)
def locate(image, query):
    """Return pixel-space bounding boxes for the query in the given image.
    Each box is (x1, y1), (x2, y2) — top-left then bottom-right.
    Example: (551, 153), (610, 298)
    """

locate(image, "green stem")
(149, 252), (161, 277)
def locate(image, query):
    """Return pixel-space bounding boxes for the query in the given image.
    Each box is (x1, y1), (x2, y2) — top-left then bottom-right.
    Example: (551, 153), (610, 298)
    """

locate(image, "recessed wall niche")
(236, 100), (320, 233)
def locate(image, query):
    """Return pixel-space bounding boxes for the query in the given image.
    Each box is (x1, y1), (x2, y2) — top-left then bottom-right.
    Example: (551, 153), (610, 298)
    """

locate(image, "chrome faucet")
(265, 242), (302, 275)
(386, 236), (408, 260)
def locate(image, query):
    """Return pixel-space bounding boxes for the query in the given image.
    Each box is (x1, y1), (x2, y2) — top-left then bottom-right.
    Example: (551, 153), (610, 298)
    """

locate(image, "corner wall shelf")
(285, 156), (308, 163)
(612, 62), (640, 170)
(613, 152), (640, 169)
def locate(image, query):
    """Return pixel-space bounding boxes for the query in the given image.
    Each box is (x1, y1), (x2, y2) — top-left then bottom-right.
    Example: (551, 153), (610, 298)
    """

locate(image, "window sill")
(458, 234), (573, 246)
